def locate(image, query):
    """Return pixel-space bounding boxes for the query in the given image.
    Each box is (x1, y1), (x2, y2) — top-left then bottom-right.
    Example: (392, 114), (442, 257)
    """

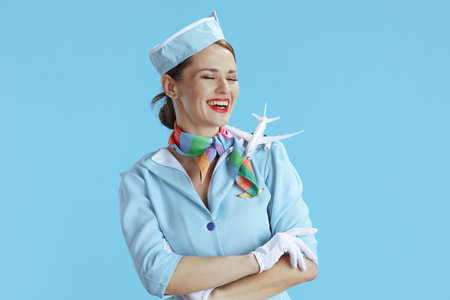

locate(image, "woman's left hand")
(163, 238), (215, 300)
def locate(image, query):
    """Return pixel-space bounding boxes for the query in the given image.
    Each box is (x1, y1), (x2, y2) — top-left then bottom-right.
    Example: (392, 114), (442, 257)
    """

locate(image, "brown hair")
(150, 40), (236, 129)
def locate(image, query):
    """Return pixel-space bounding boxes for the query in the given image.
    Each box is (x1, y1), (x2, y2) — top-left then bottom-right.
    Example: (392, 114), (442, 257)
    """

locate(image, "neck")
(176, 122), (220, 138)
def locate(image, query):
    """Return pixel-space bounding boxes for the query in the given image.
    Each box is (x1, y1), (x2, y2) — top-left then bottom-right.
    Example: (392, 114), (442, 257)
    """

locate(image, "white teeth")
(207, 100), (229, 107)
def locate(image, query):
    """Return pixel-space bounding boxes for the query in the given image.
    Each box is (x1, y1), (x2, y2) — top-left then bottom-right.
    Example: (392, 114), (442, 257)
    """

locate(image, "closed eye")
(201, 76), (238, 82)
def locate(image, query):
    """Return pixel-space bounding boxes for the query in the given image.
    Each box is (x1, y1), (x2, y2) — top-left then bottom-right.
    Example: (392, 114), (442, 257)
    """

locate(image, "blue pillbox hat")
(148, 11), (225, 75)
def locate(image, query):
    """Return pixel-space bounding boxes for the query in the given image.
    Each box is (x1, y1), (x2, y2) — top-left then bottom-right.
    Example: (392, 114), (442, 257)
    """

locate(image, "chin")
(214, 115), (231, 127)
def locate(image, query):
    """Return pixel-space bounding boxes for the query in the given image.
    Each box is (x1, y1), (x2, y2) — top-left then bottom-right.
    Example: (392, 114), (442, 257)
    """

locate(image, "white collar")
(151, 148), (186, 174)
(151, 147), (233, 175)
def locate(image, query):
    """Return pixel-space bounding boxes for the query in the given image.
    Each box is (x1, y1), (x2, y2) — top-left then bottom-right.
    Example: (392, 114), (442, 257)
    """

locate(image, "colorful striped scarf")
(168, 122), (260, 197)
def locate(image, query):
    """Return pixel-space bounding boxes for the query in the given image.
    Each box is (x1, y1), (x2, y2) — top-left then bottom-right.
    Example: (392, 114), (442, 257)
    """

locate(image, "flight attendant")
(119, 11), (319, 300)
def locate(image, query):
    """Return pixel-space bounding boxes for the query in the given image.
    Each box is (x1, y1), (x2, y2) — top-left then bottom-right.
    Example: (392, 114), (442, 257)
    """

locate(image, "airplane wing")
(224, 125), (253, 142)
(258, 130), (304, 144)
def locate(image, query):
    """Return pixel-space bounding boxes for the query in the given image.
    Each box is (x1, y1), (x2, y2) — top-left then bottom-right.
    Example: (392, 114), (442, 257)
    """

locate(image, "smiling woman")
(119, 10), (318, 300)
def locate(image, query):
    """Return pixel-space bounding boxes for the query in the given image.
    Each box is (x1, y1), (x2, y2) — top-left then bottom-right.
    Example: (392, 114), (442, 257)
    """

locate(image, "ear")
(161, 74), (178, 99)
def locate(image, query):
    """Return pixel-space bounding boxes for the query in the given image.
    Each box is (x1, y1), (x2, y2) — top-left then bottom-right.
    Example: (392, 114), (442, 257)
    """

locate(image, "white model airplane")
(225, 103), (304, 159)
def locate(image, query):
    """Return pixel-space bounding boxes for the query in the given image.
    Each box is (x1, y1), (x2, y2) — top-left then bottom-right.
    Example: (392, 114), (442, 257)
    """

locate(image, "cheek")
(191, 83), (214, 102)
(183, 86), (205, 113)
(232, 84), (239, 98)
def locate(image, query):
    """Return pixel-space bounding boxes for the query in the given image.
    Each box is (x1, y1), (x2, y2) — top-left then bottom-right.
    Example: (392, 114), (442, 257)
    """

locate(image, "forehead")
(188, 44), (236, 70)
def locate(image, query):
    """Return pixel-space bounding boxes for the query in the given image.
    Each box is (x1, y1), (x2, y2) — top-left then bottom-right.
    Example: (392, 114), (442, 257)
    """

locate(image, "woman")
(119, 11), (319, 300)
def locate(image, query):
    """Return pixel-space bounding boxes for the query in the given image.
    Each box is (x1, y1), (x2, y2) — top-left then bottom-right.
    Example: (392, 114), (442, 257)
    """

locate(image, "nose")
(215, 77), (230, 95)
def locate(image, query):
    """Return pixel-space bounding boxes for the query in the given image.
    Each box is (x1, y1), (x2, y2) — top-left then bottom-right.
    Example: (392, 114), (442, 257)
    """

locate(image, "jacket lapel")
(148, 148), (206, 210)
(208, 148), (239, 216)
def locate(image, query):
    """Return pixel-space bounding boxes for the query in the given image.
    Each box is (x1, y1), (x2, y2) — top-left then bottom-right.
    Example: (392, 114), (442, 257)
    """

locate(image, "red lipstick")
(207, 98), (230, 114)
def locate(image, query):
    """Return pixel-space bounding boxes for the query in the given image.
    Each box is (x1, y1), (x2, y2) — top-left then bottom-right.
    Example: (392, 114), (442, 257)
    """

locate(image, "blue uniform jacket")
(118, 140), (318, 299)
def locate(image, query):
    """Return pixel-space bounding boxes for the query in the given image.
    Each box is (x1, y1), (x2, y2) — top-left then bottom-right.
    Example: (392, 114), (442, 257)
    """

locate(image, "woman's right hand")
(250, 227), (318, 273)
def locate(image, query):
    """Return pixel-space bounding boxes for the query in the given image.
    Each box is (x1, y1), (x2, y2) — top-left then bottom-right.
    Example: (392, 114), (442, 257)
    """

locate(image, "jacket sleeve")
(263, 141), (319, 266)
(119, 171), (184, 299)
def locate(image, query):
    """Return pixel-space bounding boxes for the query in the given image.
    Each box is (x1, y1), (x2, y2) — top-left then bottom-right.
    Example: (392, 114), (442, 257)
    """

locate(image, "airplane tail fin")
(252, 102), (279, 122)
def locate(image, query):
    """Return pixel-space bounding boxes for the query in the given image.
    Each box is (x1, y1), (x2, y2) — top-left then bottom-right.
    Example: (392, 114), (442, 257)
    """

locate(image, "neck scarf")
(168, 122), (260, 197)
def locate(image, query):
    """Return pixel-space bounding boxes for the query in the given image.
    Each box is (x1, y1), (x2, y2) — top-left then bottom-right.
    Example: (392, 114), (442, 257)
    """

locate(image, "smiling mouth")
(207, 99), (229, 108)
(206, 99), (230, 113)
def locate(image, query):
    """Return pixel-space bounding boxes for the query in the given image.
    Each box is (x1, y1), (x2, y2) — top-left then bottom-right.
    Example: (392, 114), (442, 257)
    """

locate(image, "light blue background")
(1, 0), (449, 299)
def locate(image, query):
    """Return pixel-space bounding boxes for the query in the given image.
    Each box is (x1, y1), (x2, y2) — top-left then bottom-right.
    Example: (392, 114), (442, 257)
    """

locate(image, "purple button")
(206, 222), (215, 231)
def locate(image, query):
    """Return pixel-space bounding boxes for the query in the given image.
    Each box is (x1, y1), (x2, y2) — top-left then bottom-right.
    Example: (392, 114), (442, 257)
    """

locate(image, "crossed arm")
(165, 253), (318, 299)
(212, 254), (318, 299)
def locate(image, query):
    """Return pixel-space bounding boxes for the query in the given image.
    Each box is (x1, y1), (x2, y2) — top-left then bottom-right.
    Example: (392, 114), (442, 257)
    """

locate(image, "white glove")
(250, 227), (318, 273)
(163, 238), (214, 300)
(179, 289), (214, 300)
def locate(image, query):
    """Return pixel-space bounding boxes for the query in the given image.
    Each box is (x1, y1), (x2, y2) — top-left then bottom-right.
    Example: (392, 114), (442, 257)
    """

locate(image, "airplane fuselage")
(245, 118), (267, 157)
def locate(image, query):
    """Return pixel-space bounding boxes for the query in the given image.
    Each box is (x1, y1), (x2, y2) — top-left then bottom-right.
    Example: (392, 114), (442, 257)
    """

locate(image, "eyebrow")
(196, 68), (237, 74)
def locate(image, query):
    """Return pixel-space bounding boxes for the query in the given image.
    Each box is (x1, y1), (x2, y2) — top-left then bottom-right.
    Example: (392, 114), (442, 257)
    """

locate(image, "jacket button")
(206, 222), (215, 231)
